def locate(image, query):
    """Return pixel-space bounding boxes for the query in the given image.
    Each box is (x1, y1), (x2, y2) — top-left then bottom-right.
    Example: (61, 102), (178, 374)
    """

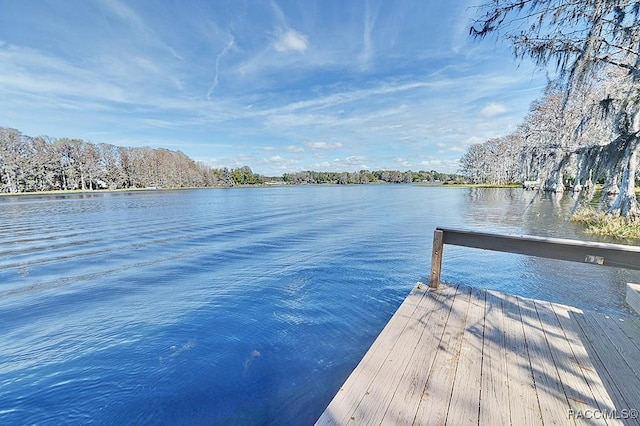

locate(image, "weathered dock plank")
(533, 299), (608, 425)
(445, 286), (485, 425)
(413, 285), (472, 426)
(549, 304), (621, 424)
(517, 296), (574, 425)
(573, 312), (640, 426)
(379, 284), (460, 425)
(478, 291), (511, 426)
(500, 292), (543, 425)
(317, 283), (640, 426)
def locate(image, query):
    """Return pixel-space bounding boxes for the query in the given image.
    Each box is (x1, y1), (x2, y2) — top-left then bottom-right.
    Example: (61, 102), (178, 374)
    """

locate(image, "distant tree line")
(280, 169), (464, 185)
(0, 126), (462, 193)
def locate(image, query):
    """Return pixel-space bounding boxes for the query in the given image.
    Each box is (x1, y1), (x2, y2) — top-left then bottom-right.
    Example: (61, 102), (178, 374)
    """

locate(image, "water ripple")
(1, 186), (638, 425)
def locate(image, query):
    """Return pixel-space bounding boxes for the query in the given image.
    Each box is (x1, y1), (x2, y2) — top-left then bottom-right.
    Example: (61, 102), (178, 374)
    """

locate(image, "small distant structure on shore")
(522, 179), (539, 190)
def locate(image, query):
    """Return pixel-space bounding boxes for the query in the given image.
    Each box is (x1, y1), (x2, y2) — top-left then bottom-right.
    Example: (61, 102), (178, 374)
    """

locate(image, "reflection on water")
(461, 188), (586, 238)
(463, 188), (539, 231)
(522, 191), (583, 237)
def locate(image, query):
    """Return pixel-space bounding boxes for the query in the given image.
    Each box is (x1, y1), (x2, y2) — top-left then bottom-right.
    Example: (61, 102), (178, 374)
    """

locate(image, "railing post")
(430, 229), (444, 289)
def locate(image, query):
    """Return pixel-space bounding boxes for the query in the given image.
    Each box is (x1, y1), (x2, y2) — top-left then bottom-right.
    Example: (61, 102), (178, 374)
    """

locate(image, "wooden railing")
(429, 227), (640, 289)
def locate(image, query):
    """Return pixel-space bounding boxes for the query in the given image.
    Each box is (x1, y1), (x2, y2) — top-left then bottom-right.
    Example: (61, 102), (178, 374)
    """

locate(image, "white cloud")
(394, 157), (412, 167)
(465, 135), (486, 145)
(435, 141), (465, 153)
(479, 102), (509, 117)
(234, 27), (310, 77)
(312, 156), (369, 171)
(0, 43), (127, 103)
(419, 159), (460, 173)
(271, 81), (433, 115)
(0, 42), (207, 112)
(261, 155), (300, 172)
(274, 29), (308, 53)
(344, 155), (364, 164)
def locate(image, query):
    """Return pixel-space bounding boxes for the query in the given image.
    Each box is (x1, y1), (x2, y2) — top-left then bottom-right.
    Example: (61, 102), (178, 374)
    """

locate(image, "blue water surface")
(1, 186), (638, 425)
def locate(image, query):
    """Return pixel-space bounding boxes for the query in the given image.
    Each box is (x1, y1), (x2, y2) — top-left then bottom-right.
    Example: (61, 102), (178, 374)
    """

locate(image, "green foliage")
(279, 169), (465, 185)
(230, 166), (263, 185)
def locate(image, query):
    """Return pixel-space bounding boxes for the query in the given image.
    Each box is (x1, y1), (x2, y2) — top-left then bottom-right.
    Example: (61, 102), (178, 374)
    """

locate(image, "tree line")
(459, 85), (612, 189)
(0, 126), (263, 192)
(0, 126), (463, 193)
(463, 0), (640, 218)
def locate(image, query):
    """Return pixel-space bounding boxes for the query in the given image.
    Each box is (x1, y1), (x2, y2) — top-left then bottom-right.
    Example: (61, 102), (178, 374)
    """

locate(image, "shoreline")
(0, 186), (234, 197)
(0, 182), (525, 197)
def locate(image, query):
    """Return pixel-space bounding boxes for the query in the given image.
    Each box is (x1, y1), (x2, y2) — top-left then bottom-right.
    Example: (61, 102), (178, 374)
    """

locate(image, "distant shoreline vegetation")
(0, 126), (465, 194)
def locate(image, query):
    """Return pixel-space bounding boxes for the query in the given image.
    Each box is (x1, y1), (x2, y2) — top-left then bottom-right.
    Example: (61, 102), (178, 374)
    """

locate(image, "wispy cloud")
(0, 0), (548, 176)
(261, 80), (437, 117)
(359, 1), (380, 70)
(420, 158), (461, 172)
(0, 42), (128, 103)
(449, 0), (482, 54)
(97, 0), (183, 61)
(263, 155), (300, 171)
(207, 34), (235, 99)
(98, 0), (146, 30)
(308, 141), (343, 150)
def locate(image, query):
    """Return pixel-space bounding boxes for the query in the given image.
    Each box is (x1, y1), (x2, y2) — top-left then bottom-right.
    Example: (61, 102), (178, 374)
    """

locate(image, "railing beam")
(429, 227), (640, 290)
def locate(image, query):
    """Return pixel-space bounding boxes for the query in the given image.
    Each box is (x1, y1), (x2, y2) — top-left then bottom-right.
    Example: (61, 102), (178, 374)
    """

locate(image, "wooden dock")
(316, 282), (640, 425)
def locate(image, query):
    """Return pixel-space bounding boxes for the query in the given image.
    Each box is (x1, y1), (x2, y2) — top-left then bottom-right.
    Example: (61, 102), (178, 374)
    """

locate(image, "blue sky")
(0, 0), (547, 175)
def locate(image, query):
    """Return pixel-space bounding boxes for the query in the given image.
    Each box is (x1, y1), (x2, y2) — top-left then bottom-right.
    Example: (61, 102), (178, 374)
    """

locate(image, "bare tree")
(459, 134), (523, 184)
(0, 127), (25, 192)
(29, 136), (59, 191)
(97, 143), (126, 189)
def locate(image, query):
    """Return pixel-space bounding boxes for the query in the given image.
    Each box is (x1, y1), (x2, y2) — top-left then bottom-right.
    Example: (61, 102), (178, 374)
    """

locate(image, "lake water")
(1, 185), (639, 425)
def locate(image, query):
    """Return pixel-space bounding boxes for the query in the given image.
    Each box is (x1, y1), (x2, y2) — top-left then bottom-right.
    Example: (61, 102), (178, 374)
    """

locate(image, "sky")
(0, 0), (549, 176)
